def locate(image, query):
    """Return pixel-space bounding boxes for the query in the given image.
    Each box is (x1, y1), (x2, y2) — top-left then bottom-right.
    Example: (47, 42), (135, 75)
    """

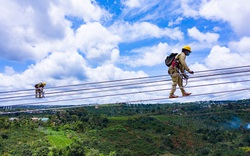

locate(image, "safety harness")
(171, 55), (189, 87)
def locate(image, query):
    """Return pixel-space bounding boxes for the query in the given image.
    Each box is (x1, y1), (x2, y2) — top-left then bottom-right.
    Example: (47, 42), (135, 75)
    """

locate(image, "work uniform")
(34, 82), (46, 98)
(168, 52), (192, 96)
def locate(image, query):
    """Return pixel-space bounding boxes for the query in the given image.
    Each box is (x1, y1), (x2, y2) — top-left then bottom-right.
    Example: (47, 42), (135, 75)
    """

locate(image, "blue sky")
(1, 0), (250, 105)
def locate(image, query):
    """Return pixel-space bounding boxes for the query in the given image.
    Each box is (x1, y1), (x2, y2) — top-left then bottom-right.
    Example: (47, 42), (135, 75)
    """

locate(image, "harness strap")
(172, 54), (189, 87)
(176, 68), (189, 87)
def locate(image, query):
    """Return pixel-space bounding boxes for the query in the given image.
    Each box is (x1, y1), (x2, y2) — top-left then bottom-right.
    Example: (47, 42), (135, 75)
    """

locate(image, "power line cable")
(1, 87), (250, 114)
(1, 65), (250, 94)
(1, 78), (250, 105)
(2, 67), (250, 99)
(1, 68), (250, 102)
(0, 69), (248, 100)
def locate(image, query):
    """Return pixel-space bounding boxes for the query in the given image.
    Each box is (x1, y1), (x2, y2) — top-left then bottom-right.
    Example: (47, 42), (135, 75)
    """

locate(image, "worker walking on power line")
(34, 82), (46, 98)
(168, 45), (194, 98)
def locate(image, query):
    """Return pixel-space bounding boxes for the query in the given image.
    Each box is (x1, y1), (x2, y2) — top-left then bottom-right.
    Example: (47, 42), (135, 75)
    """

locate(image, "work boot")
(169, 94), (179, 98)
(182, 92), (191, 96)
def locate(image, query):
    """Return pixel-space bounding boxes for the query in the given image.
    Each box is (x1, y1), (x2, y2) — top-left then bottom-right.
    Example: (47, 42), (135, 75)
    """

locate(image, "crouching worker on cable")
(168, 45), (194, 98)
(34, 82), (46, 98)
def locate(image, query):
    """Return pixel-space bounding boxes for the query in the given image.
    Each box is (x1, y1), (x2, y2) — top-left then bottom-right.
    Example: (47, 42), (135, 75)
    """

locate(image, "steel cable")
(2, 67), (250, 99)
(1, 87), (250, 114)
(1, 79), (250, 104)
(1, 65), (250, 94)
(1, 71), (250, 102)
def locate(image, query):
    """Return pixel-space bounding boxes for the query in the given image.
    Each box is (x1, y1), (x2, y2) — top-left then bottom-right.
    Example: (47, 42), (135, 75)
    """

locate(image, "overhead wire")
(1, 65), (250, 94)
(1, 67), (250, 102)
(1, 65), (250, 97)
(1, 65), (250, 107)
(1, 71), (249, 103)
(1, 87), (250, 115)
(0, 76), (250, 102)
(1, 78), (250, 104)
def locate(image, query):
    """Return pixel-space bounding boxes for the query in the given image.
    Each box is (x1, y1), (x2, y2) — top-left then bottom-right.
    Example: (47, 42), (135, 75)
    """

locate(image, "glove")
(189, 70), (194, 74)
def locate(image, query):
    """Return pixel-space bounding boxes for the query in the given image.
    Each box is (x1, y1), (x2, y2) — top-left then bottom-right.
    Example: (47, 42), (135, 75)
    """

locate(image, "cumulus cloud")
(123, 42), (169, 67)
(180, 0), (200, 17)
(59, 0), (107, 22)
(86, 64), (147, 82)
(205, 46), (241, 68)
(0, 0), (109, 62)
(168, 17), (184, 27)
(75, 22), (121, 60)
(122, 0), (141, 8)
(229, 37), (250, 53)
(4, 66), (16, 76)
(0, 50), (146, 89)
(177, 0), (250, 36)
(111, 21), (183, 42)
(200, 0), (250, 36)
(2, 51), (87, 89)
(205, 37), (250, 69)
(0, 1), (67, 61)
(188, 27), (219, 43)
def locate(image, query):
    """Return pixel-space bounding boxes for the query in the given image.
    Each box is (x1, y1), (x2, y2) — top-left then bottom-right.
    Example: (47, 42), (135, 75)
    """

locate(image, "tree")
(67, 141), (85, 156)
(34, 147), (50, 156)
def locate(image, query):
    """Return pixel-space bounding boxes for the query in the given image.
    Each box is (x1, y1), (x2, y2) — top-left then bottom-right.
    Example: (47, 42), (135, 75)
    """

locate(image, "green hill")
(0, 100), (250, 155)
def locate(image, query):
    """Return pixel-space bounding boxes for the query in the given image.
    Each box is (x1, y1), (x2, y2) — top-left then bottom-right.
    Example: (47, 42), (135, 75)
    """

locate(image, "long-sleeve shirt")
(168, 52), (191, 74)
(176, 52), (191, 73)
(34, 82), (45, 88)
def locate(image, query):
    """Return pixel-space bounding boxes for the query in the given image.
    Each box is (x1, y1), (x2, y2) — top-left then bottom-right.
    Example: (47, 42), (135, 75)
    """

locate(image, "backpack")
(165, 53), (178, 67)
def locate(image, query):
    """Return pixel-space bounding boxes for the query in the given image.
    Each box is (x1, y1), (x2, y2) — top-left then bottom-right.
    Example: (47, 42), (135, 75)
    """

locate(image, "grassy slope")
(39, 128), (73, 149)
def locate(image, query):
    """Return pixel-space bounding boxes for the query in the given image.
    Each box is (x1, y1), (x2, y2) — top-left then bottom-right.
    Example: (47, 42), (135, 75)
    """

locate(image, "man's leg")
(177, 75), (191, 96)
(38, 88), (42, 98)
(41, 89), (45, 98)
(169, 73), (178, 98)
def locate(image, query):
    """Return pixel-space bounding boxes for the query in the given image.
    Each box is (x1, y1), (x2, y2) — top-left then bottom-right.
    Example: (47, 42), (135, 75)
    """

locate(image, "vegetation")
(0, 99), (250, 155)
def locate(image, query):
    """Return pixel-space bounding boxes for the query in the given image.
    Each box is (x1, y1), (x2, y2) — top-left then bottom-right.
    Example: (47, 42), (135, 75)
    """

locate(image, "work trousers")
(169, 69), (186, 96)
(35, 88), (43, 98)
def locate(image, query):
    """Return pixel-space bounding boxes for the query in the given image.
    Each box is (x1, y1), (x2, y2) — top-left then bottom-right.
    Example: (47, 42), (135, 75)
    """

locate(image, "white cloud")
(4, 66), (16, 76)
(200, 0), (250, 36)
(180, 0), (200, 17)
(110, 48), (120, 63)
(124, 42), (169, 67)
(168, 17), (184, 27)
(111, 21), (183, 42)
(0, 1), (54, 61)
(188, 27), (219, 43)
(122, 0), (141, 8)
(86, 64), (147, 82)
(205, 43), (250, 69)
(229, 37), (250, 53)
(0, 0), (109, 61)
(120, 0), (177, 23)
(0, 51), (86, 91)
(0, 50), (146, 89)
(205, 46), (240, 68)
(189, 62), (209, 72)
(75, 22), (121, 60)
(177, 0), (250, 36)
(59, 0), (108, 22)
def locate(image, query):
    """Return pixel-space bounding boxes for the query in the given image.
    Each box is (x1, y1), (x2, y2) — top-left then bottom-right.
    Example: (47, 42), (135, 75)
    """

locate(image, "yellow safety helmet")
(182, 45), (191, 52)
(42, 82), (46, 86)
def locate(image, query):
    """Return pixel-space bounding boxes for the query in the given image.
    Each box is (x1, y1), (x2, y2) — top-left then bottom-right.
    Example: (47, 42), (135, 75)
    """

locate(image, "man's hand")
(189, 70), (194, 74)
